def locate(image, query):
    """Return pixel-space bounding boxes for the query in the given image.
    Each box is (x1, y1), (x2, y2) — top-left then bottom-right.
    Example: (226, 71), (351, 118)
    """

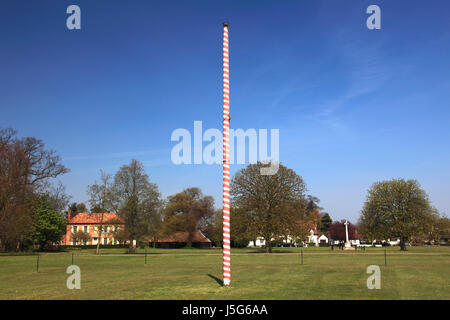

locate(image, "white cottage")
(307, 229), (329, 246)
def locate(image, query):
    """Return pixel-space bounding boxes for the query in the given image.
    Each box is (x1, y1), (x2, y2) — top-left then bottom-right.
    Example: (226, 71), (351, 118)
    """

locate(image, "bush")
(36, 245), (67, 252)
(231, 239), (250, 248)
(60, 244), (129, 250)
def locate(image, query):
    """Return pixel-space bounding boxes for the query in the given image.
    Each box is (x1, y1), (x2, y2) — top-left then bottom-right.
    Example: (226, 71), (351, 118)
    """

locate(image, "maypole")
(222, 22), (231, 286)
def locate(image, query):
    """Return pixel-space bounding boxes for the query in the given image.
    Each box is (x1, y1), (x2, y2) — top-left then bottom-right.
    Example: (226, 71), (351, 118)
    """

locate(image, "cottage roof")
(67, 212), (124, 224)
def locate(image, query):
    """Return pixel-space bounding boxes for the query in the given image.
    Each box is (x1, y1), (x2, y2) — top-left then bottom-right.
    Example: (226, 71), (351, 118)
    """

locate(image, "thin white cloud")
(63, 149), (169, 161)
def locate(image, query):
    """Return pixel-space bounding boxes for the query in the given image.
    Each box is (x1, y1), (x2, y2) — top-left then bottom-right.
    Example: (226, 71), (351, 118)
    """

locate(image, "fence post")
(72, 252), (74, 265)
(145, 248), (147, 265)
(36, 255), (39, 273)
(301, 247), (303, 265)
(384, 249), (387, 266)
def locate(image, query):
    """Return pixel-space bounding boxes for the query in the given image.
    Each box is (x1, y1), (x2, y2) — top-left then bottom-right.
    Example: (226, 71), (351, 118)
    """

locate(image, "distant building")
(151, 231), (211, 248)
(248, 237), (267, 247)
(247, 224), (329, 247)
(62, 211), (124, 246)
(307, 225), (328, 246)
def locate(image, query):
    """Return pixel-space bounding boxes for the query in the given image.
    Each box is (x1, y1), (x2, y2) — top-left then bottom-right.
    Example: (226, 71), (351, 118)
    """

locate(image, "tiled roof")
(68, 212), (124, 224)
(156, 231), (211, 243)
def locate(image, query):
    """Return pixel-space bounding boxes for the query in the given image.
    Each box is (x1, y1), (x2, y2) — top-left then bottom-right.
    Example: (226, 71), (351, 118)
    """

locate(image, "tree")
(305, 195), (328, 235)
(110, 159), (161, 249)
(328, 220), (356, 242)
(359, 178), (435, 251)
(68, 202), (88, 215)
(0, 128), (68, 251)
(0, 132), (33, 251)
(47, 182), (71, 213)
(87, 170), (115, 254)
(425, 213), (450, 244)
(76, 203), (87, 213)
(163, 187), (215, 247)
(2, 128), (69, 191)
(231, 162), (308, 253)
(71, 230), (91, 245)
(69, 203), (79, 216)
(147, 209), (163, 247)
(305, 195), (322, 214)
(320, 213), (333, 234)
(31, 195), (67, 250)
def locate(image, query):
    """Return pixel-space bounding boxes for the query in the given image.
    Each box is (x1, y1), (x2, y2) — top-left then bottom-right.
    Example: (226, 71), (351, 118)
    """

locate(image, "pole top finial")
(223, 22), (229, 28)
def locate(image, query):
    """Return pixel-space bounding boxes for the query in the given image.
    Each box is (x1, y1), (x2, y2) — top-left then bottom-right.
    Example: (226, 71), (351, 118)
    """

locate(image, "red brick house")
(62, 210), (124, 246)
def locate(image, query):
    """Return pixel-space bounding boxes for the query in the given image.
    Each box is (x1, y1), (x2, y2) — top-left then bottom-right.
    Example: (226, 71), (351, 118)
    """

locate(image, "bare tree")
(110, 159), (161, 250)
(71, 230), (92, 245)
(0, 128), (68, 251)
(47, 182), (71, 213)
(87, 170), (113, 254)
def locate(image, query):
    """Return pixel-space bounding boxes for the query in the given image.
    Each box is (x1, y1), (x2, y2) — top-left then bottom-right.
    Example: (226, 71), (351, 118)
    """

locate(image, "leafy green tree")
(320, 212), (333, 234)
(425, 213), (450, 244)
(359, 178), (435, 251)
(31, 195), (66, 250)
(231, 162), (308, 253)
(69, 202), (79, 216)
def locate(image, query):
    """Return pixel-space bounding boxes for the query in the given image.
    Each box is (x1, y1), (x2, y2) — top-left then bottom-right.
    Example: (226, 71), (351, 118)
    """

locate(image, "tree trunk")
(129, 239), (133, 249)
(96, 213), (105, 255)
(96, 229), (102, 254)
(265, 241), (272, 253)
(400, 237), (407, 251)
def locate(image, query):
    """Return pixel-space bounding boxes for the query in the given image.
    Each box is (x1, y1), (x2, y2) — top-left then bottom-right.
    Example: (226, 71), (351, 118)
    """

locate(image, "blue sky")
(1, 0), (449, 222)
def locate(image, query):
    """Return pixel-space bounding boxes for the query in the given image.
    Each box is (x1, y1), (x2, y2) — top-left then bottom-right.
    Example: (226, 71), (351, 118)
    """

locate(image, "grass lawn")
(0, 246), (448, 299)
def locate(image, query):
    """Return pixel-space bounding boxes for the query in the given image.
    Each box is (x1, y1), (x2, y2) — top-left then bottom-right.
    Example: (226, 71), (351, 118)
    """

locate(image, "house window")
(84, 226), (88, 233)
(104, 226), (108, 233)
(103, 238), (108, 245)
(73, 226), (78, 233)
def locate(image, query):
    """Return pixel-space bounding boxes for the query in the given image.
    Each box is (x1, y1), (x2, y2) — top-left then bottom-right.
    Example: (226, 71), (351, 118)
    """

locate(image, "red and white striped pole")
(222, 22), (231, 286)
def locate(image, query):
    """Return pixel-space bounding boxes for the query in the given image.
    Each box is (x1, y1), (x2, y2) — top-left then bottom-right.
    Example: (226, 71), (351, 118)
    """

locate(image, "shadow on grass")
(207, 274), (223, 287)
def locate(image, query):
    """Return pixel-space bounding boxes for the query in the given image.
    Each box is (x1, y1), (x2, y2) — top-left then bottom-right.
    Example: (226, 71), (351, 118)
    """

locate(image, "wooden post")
(36, 255), (39, 273)
(145, 248), (147, 265)
(301, 248), (303, 265)
(384, 249), (387, 266)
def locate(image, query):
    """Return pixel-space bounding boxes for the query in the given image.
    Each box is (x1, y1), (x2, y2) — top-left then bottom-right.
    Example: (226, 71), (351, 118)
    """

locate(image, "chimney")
(67, 209), (72, 220)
